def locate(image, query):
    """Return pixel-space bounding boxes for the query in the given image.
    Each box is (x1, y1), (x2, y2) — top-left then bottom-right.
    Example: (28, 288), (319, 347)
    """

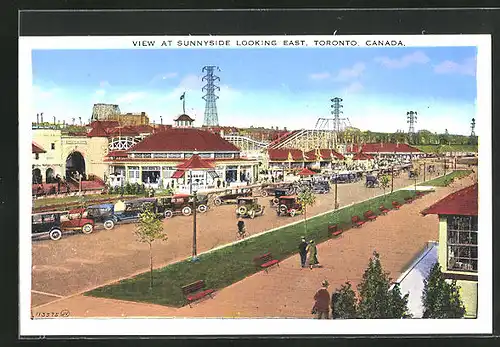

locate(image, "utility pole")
(407, 111), (418, 144)
(334, 181), (338, 209)
(202, 66), (221, 126)
(391, 165), (394, 193)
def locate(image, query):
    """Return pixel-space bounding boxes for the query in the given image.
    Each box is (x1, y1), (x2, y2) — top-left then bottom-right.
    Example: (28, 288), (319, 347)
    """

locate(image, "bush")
(331, 282), (358, 319)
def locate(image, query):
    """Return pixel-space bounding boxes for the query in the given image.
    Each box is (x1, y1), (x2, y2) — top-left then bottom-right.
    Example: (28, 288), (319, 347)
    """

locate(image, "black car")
(312, 181), (330, 194)
(271, 189), (290, 206)
(32, 212), (63, 241)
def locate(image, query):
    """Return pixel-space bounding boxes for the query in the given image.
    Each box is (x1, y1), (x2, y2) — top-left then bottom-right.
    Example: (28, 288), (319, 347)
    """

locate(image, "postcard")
(19, 34), (491, 336)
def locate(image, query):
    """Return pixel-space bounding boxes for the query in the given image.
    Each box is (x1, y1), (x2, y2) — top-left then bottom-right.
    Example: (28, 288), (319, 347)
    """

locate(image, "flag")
(180, 92), (185, 100)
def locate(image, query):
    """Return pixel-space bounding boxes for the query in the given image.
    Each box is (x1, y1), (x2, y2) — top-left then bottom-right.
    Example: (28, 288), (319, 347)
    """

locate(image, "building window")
(447, 215), (478, 272)
(128, 166), (140, 179)
(51, 143), (55, 150)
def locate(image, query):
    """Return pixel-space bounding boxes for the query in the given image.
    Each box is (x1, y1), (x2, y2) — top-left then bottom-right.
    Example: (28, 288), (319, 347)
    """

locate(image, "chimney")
(36, 113), (39, 124)
(40, 112), (44, 123)
(53, 116), (56, 125)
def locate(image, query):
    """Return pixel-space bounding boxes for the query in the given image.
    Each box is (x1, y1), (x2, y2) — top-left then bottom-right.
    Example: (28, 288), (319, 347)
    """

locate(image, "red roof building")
(422, 183), (478, 216)
(304, 149), (345, 161)
(128, 128), (240, 153)
(267, 149), (305, 161)
(87, 120), (109, 137)
(352, 152), (374, 161)
(32, 142), (46, 154)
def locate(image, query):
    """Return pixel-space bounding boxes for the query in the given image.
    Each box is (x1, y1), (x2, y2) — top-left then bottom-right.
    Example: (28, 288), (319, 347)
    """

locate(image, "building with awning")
(421, 183), (479, 318)
(105, 125), (259, 190)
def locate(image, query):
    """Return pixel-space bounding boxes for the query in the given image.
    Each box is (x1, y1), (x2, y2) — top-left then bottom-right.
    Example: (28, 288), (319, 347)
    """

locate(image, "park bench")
(181, 280), (215, 307)
(379, 205), (390, 215)
(392, 201), (402, 209)
(404, 197), (414, 204)
(328, 224), (344, 237)
(351, 215), (365, 227)
(363, 210), (377, 221)
(253, 252), (280, 273)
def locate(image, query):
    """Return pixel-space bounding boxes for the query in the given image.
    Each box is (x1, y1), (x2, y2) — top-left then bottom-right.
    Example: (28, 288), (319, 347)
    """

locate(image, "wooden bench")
(351, 215), (365, 227)
(328, 224), (344, 237)
(181, 280), (215, 307)
(253, 252), (280, 273)
(392, 201), (402, 209)
(363, 210), (377, 221)
(379, 205), (390, 215)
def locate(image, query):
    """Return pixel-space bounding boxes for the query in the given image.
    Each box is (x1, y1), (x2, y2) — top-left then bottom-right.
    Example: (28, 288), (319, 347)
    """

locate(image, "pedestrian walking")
(306, 239), (319, 269)
(312, 280), (330, 319)
(217, 179), (221, 189)
(298, 237), (308, 268)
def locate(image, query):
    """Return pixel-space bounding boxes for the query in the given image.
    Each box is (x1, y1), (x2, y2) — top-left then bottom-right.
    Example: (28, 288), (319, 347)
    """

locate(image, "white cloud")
(309, 72), (331, 80)
(343, 81), (363, 94)
(334, 62), (365, 81)
(32, 85), (59, 100)
(115, 92), (147, 104)
(375, 51), (430, 69)
(149, 72), (179, 84)
(99, 81), (111, 88)
(94, 89), (106, 97)
(433, 57), (476, 76)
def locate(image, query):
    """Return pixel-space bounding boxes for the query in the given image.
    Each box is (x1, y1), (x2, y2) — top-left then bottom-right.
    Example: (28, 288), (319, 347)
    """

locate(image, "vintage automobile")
(408, 170), (419, 179)
(85, 203), (122, 230)
(365, 175), (380, 188)
(311, 181), (330, 194)
(271, 189), (290, 206)
(235, 197), (265, 219)
(213, 188), (252, 206)
(32, 211), (95, 241)
(277, 196), (303, 217)
(158, 193), (209, 218)
(259, 183), (294, 197)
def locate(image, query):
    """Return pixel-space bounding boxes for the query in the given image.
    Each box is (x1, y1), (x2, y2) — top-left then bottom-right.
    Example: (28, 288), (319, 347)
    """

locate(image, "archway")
(46, 168), (55, 183)
(66, 151), (86, 181)
(32, 168), (42, 184)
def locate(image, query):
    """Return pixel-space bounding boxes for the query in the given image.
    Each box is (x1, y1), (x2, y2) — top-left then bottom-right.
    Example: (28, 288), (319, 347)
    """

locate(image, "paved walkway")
(30, 174), (477, 318)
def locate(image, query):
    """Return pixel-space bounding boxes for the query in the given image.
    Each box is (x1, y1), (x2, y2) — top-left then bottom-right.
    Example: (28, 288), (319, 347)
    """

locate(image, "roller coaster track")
(223, 134), (270, 151)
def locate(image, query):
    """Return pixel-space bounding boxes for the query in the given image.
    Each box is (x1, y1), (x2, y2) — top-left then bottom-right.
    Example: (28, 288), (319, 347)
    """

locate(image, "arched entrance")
(46, 168), (55, 183)
(66, 151), (86, 180)
(32, 168), (42, 184)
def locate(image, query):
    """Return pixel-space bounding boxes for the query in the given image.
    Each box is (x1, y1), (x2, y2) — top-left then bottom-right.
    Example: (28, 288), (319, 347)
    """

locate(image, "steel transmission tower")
(407, 111), (418, 134)
(202, 66), (221, 126)
(331, 97), (344, 132)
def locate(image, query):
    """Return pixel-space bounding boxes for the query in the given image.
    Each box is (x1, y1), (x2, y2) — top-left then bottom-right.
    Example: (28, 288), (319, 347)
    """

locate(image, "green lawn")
(86, 189), (419, 307)
(415, 144), (478, 153)
(423, 170), (473, 187)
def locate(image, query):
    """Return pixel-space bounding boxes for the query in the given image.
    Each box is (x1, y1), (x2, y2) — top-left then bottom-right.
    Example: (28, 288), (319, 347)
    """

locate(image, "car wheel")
(197, 204), (208, 213)
(289, 209), (297, 217)
(213, 197), (222, 206)
(249, 210), (256, 219)
(279, 204), (288, 213)
(103, 219), (115, 230)
(261, 190), (268, 197)
(81, 223), (94, 234)
(182, 206), (192, 216)
(272, 198), (279, 206)
(237, 205), (248, 215)
(49, 229), (62, 241)
(164, 210), (173, 219)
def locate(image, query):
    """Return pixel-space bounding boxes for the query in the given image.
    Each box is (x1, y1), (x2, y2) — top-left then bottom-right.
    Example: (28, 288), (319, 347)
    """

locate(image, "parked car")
(311, 181), (330, 194)
(259, 183), (294, 197)
(365, 175), (379, 188)
(330, 172), (358, 184)
(213, 188), (252, 206)
(277, 196), (303, 217)
(271, 189), (289, 206)
(85, 203), (120, 230)
(32, 211), (94, 241)
(158, 193), (209, 218)
(235, 197), (265, 219)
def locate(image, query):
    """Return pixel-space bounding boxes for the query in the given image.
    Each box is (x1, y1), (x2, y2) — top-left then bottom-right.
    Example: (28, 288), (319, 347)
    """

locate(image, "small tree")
(331, 281), (358, 319)
(297, 186), (316, 235)
(422, 262), (466, 318)
(379, 175), (391, 200)
(134, 204), (168, 290)
(357, 251), (410, 319)
(124, 182), (132, 195)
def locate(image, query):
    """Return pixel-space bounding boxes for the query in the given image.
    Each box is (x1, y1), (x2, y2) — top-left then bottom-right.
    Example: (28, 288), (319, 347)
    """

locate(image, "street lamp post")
(334, 181), (338, 209)
(192, 189), (198, 261)
(391, 165), (394, 193)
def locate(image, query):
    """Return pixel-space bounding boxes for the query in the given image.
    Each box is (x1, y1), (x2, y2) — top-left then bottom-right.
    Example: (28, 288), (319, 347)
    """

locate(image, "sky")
(32, 46), (477, 135)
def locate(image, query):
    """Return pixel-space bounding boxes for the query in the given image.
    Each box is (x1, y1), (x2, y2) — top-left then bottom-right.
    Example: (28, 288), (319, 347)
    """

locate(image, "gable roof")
(128, 128), (240, 152)
(32, 142), (46, 153)
(176, 154), (215, 170)
(352, 152), (374, 160)
(268, 149), (304, 161)
(304, 149), (346, 161)
(421, 183), (478, 216)
(174, 114), (195, 122)
(87, 120), (109, 137)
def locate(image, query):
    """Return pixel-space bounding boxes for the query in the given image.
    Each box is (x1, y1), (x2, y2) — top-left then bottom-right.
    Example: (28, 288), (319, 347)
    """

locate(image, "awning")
(171, 170), (185, 179)
(208, 170), (219, 179)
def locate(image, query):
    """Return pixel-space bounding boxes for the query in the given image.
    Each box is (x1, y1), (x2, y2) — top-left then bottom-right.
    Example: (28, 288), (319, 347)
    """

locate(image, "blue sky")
(32, 46), (477, 135)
